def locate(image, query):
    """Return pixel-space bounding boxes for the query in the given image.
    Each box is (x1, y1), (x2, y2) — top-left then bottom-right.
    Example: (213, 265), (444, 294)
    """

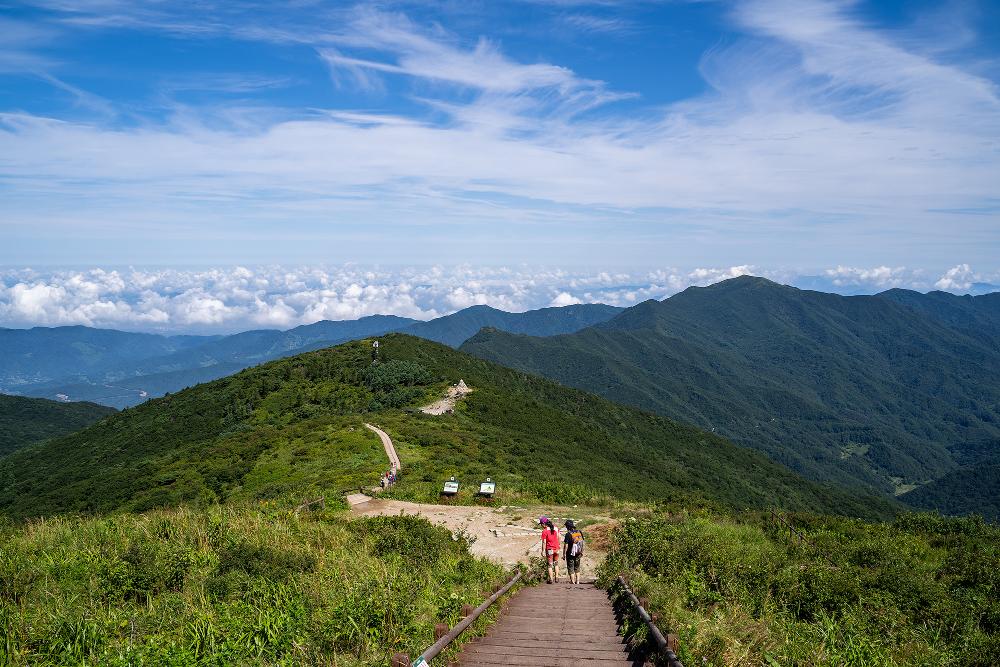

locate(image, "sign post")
(441, 476), (459, 496)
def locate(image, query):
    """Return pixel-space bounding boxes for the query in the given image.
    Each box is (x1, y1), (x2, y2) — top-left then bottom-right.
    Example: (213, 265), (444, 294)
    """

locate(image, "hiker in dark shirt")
(563, 519), (584, 585)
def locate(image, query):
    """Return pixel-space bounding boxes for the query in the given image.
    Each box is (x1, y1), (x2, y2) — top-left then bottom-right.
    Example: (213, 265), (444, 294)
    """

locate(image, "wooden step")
(456, 583), (630, 667)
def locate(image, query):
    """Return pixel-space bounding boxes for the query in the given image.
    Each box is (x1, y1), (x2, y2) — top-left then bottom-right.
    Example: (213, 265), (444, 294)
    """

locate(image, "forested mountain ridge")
(401, 303), (623, 347)
(0, 334), (894, 521)
(900, 456), (1000, 521)
(2, 304), (621, 408)
(0, 394), (116, 457)
(0, 325), (214, 390)
(877, 288), (1000, 346)
(461, 276), (1000, 505)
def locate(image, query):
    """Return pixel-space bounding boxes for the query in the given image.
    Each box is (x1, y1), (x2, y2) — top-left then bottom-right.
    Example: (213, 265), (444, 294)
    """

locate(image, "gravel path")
(347, 494), (606, 578)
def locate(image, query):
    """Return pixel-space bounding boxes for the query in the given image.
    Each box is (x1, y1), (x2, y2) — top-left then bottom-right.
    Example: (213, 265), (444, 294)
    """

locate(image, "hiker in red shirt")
(540, 517), (560, 584)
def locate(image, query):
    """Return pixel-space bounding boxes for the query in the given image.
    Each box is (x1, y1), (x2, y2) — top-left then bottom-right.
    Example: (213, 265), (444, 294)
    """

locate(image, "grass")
(598, 511), (1000, 666)
(0, 335), (895, 521)
(0, 503), (512, 666)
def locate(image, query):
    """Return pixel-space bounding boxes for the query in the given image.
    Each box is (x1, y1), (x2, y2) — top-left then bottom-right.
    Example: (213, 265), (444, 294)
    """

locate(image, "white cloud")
(2, 0), (997, 263)
(3, 263), (992, 334)
(825, 265), (908, 289)
(550, 291), (582, 307)
(689, 266), (754, 284)
(934, 264), (976, 292)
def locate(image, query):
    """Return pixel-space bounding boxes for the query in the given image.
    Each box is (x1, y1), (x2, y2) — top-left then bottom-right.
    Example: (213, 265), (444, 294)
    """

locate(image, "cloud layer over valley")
(2, 264), (996, 334)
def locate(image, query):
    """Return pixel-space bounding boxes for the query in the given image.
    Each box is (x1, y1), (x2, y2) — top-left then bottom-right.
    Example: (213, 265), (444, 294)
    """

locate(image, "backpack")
(569, 529), (584, 556)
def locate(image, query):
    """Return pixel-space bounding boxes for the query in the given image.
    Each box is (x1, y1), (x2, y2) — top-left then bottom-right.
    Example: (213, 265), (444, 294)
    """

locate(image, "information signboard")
(442, 480), (459, 494)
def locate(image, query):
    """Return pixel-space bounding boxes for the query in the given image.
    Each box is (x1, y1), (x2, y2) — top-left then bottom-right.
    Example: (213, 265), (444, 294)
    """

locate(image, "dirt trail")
(364, 423), (400, 472)
(357, 393), (607, 577)
(421, 379), (473, 415)
(346, 494), (608, 579)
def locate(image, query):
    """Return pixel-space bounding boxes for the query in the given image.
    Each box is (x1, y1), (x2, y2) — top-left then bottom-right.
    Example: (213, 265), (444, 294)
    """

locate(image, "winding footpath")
(359, 419), (634, 665)
(365, 422), (400, 473)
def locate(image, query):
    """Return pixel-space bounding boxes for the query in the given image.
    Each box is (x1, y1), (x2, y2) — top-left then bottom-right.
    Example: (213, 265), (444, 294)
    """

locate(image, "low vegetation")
(0, 335), (892, 520)
(599, 511), (999, 666)
(0, 505), (508, 666)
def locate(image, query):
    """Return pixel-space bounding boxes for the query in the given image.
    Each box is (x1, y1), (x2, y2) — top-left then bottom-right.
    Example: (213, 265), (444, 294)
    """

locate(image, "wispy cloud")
(0, 1), (997, 268)
(560, 14), (637, 36)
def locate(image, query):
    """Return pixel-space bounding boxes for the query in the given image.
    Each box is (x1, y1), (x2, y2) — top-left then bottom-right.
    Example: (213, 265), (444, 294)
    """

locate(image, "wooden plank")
(457, 582), (631, 667)
(457, 655), (630, 666)
(477, 633), (624, 644)
(467, 641), (626, 655)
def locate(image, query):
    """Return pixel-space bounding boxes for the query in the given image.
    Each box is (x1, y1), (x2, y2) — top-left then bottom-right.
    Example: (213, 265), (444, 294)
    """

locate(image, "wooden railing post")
(391, 653), (409, 667)
(434, 623), (449, 640)
(616, 576), (685, 667)
(411, 571), (522, 664)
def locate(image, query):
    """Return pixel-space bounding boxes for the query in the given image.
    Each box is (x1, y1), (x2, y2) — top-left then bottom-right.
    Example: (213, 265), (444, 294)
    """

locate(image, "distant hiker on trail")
(564, 519), (585, 585)
(540, 517), (560, 584)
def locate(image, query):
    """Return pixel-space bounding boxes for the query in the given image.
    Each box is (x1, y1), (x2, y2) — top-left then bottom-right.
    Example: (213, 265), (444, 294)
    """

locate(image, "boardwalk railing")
(392, 570), (522, 667)
(613, 575), (685, 667)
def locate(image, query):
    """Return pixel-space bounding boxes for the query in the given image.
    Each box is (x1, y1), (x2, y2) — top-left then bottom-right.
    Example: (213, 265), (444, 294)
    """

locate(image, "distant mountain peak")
(709, 275), (784, 289)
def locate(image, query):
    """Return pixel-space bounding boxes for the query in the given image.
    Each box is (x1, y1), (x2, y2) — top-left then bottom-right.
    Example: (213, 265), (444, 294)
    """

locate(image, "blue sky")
(0, 0), (999, 329)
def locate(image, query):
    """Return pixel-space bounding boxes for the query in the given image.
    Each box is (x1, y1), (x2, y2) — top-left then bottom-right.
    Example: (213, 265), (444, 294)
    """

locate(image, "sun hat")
(538, 516), (549, 525)
(564, 519), (575, 529)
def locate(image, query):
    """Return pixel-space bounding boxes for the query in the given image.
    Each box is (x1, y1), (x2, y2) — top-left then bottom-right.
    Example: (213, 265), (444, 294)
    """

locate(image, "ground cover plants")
(0, 504), (509, 666)
(0, 335), (893, 520)
(598, 511), (999, 666)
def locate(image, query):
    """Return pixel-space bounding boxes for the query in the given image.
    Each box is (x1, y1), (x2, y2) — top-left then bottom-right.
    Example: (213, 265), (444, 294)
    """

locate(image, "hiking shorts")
(546, 549), (559, 563)
(566, 553), (582, 574)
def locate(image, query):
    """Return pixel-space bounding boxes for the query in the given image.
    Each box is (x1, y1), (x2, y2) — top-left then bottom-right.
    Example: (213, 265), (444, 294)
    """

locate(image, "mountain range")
(1, 304), (621, 409)
(0, 394), (115, 457)
(460, 277), (1000, 516)
(0, 334), (891, 521)
(3, 277), (996, 519)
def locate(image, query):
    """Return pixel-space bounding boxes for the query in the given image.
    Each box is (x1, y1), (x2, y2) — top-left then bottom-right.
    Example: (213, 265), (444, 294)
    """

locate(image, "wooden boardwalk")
(455, 582), (634, 666)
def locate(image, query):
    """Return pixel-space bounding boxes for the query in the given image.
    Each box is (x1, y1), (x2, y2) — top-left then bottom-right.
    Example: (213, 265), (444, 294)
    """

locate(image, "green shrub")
(0, 505), (509, 666)
(599, 511), (1000, 666)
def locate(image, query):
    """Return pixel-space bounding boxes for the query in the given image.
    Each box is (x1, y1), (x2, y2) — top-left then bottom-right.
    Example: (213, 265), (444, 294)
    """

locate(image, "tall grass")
(598, 511), (999, 666)
(0, 504), (509, 665)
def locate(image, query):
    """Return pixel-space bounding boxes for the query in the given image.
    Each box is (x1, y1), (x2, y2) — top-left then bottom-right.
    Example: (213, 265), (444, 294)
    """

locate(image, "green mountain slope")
(10, 305), (620, 408)
(115, 315), (421, 376)
(20, 315), (418, 409)
(0, 394), (116, 456)
(878, 288), (1000, 346)
(0, 334), (892, 521)
(899, 457), (1000, 521)
(460, 277), (1000, 498)
(401, 303), (623, 347)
